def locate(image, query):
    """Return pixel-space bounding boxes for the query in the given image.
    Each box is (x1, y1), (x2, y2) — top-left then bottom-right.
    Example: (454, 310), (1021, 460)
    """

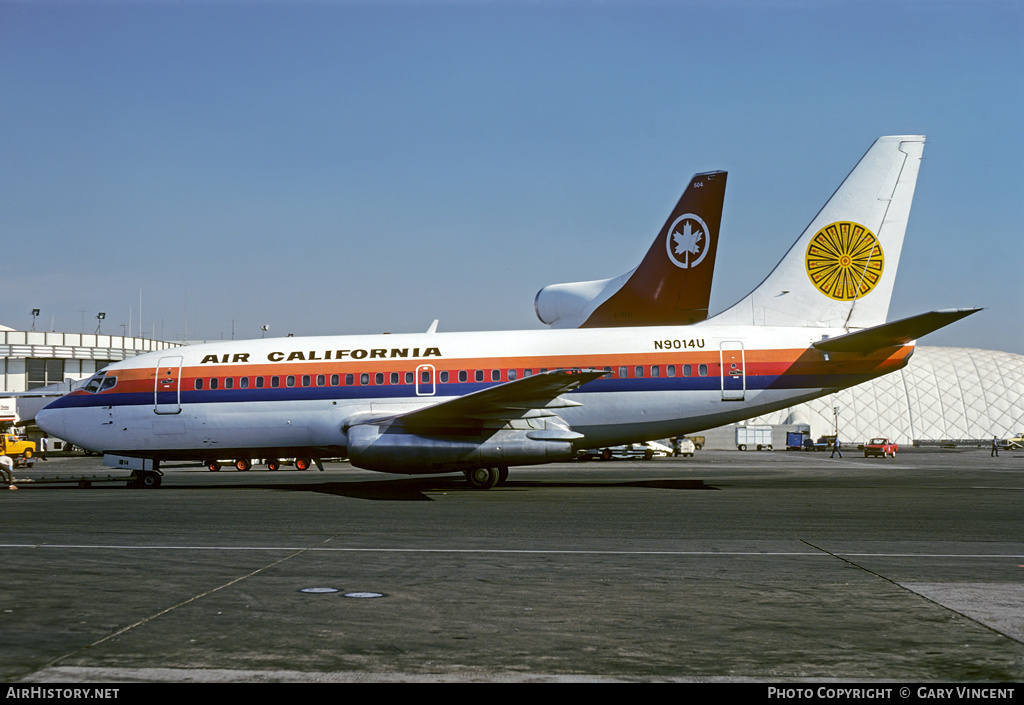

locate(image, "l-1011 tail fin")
(535, 170), (727, 328)
(713, 136), (925, 331)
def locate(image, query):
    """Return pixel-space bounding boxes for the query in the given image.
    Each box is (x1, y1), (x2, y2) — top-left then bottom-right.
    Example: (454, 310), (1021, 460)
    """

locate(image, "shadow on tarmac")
(14, 474), (719, 501)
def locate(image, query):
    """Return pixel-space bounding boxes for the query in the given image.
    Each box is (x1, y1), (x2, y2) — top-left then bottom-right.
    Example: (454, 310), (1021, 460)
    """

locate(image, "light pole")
(95, 312), (106, 334)
(31, 309), (39, 331)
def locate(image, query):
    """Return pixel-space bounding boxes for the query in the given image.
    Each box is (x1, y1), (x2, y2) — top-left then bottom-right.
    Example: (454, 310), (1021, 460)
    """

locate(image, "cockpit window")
(81, 372), (117, 393)
(82, 374), (105, 393)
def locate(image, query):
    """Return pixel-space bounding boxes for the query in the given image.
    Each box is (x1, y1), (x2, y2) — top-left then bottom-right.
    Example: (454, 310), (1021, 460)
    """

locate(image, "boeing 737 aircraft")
(36, 135), (978, 488)
(535, 170), (726, 328)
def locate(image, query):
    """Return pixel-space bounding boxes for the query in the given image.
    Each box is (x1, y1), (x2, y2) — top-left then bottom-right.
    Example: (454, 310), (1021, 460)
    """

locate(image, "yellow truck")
(1, 433), (37, 467)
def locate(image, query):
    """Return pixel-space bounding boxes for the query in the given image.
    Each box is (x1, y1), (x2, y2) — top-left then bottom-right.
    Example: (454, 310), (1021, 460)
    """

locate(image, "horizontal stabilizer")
(812, 308), (982, 354)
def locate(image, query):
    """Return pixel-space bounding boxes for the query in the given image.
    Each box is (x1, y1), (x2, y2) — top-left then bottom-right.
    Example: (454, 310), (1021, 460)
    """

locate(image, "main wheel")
(267, 459), (281, 471)
(235, 458), (251, 472)
(207, 460), (221, 472)
(295, 458), (312, 471)
(465, 467), (499, 489)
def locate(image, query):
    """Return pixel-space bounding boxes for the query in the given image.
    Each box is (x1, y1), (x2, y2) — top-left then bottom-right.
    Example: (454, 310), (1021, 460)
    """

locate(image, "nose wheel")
(464, 466), (508, 490)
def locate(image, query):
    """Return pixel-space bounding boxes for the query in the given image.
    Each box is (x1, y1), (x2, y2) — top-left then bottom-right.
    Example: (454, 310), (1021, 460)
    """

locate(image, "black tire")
(465, 467), (499, 489)
(138, 471), (162, 489)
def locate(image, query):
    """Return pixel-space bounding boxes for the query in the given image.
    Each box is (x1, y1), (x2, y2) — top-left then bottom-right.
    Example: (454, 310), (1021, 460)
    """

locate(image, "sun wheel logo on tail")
(805, 221), (884, 300)
(665, 214), (710, 269)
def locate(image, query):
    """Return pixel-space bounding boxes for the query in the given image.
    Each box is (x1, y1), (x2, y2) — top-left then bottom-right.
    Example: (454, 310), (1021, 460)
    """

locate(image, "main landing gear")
(463, 466), (509, 490)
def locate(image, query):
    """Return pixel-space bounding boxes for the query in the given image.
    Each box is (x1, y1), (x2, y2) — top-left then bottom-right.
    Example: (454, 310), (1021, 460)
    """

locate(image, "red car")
(864, 437), (898, 458)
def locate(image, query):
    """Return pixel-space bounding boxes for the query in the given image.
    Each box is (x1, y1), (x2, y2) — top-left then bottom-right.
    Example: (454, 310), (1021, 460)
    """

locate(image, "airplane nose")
(36, 408), (65, 440)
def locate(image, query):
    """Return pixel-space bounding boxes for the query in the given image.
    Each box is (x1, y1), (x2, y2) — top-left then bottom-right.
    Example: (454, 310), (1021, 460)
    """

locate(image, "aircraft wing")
(391, 368), (608, 430)
(813, 308), (982, 354)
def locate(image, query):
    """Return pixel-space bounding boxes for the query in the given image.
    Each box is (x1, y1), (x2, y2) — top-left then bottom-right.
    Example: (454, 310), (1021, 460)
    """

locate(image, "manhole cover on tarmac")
(342, 591), (388, 599)
(298, 587), (340, 594)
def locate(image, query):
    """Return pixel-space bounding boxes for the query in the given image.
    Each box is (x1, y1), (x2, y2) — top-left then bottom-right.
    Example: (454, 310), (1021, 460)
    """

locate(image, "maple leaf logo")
(672, 221), (704, 256)
(665, 213), (711, 269)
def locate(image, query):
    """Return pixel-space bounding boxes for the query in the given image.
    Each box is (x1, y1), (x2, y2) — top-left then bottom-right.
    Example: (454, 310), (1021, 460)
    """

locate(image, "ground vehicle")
(1, 433), (36, 465)
(686, 435), (705, 450)
(1004, 434), (1024, 450)
(676, 438), (696, 457)
(811, 435), (836, 452)
(864, 437), (898, 458)
(786, 432), (806, 450)
(582, 441), (672, 461)
(205, 457), (317, 472)
(736, 426), (772, 451)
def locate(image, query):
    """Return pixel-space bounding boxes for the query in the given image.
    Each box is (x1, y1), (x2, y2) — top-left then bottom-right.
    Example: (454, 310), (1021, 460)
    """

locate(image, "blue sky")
(2, 0), (1021, 354)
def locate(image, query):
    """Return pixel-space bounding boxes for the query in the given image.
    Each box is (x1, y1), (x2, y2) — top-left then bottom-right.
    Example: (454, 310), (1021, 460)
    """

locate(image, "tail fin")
(535, 170), (727, 328)
(713, 136), (925, 330)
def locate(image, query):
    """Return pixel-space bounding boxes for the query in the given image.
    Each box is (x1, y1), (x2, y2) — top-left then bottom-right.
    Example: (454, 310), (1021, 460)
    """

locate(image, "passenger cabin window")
(458, 370), (467, 383)
(440, 371), (449, 383)
(475, 370), (484, 382)
(376, 373), (384, 385)
(698, 363), (708, 377)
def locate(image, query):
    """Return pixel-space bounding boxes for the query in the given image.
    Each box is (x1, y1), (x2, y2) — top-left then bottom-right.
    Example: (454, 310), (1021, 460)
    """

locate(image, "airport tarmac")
(1, 449), (1022, 683)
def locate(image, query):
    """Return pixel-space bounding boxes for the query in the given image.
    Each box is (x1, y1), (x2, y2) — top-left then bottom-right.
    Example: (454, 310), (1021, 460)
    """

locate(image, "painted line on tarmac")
(1, 543), (1022, 558)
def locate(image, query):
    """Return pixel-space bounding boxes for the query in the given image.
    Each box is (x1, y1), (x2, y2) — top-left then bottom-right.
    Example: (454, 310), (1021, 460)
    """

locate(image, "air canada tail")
(535, 170), (727, 328)
(712, 136), (925, 331)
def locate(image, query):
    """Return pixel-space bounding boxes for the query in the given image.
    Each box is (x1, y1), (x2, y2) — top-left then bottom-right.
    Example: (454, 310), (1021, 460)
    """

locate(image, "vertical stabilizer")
(535, 170), (727, 328)
(713, 136), (925, 330)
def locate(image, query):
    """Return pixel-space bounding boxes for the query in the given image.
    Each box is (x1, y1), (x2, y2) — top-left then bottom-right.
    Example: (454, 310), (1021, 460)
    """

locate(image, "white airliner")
(36, 135), (978, 488)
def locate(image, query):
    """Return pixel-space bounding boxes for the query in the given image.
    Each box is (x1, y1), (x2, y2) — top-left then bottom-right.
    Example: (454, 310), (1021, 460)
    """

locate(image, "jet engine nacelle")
(346, 423), (576, 474)
(534, 276), (621, 328)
